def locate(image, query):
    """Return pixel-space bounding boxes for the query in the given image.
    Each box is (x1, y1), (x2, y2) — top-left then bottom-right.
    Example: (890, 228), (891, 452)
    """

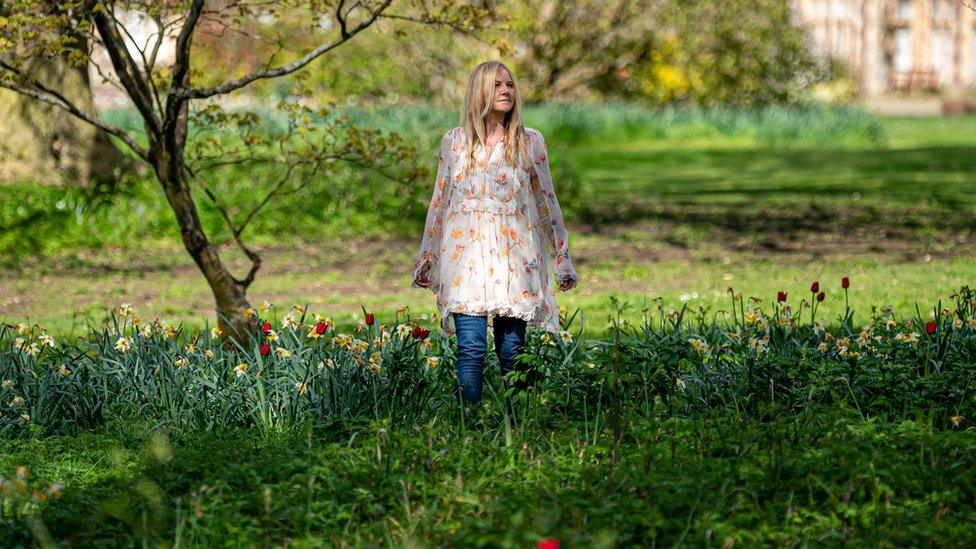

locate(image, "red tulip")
(365, 312), (375, 326)
(816, 291), (825, 302)
(260, 342), (271, 357)
(262, 321), (272, 334)
(777, 291), (787, 303)
(411, 325), (423, 339)
(538, 540), (559, 549)
(419, 328), (430, 340)
(925, 321), (937, 335)
(315, 321), (328, 335)
(841, 277), (850, 289)
(810, 281), (820, 293)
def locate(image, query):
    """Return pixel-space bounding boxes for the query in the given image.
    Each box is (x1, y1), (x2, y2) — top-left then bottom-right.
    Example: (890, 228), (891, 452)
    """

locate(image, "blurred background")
(2, 0), (975, 337)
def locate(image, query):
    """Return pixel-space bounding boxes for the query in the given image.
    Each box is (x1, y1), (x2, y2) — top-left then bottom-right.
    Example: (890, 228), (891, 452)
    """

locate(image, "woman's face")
(490, 68), (515, 115)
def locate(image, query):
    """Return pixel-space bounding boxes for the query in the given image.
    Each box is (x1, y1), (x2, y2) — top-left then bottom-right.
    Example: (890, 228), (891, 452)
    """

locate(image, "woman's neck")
(484, 112), (506, 138)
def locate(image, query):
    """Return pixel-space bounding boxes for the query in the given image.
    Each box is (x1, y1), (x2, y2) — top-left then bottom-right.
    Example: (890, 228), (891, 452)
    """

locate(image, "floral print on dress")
(412, 126), (579, 337)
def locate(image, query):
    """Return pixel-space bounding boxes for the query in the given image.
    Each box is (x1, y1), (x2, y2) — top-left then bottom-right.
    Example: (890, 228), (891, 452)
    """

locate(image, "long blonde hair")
(459, 61), (529, 178)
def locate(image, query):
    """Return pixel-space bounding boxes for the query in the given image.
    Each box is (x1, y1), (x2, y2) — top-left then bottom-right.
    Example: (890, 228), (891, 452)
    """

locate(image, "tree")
(0, 0), (491, 341)
(505, 0), (662, 101)
(0, 2), (130, 187)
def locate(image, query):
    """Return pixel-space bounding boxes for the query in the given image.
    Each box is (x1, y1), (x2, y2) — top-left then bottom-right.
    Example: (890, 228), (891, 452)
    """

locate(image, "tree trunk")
(152, 152), (257, 343)
(0, 6), (131, 187)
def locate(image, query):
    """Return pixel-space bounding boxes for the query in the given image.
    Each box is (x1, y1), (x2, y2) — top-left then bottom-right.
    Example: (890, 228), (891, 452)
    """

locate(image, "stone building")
(792, 0), (976, 95)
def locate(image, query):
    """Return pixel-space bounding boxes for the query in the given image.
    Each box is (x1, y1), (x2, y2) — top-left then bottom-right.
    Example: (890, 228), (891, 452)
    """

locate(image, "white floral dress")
(411, 126), (579, 336)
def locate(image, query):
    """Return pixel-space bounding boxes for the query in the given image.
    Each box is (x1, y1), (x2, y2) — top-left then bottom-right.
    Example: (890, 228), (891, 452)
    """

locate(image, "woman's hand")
(414, 263), (432, 288)
(557, 278), (577, 292)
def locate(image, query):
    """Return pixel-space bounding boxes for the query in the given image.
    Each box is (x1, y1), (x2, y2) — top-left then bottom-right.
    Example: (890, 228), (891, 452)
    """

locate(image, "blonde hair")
(459, 61), (529, 178)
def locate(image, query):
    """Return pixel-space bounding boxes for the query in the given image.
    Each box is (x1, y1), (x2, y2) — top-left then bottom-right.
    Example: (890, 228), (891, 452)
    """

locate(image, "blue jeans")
(453, 313), (527, 404)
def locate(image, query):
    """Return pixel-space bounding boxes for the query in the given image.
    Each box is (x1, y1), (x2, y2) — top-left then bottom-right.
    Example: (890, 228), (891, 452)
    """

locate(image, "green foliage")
(617, 0), (822, 106)
(3, 289), (976, 544)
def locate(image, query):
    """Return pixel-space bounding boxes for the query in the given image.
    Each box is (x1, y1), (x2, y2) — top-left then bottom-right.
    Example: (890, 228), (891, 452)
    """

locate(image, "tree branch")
(91, 3), (162, 137)
(182, 0), (393, 99)
(0, 61), (148, 160)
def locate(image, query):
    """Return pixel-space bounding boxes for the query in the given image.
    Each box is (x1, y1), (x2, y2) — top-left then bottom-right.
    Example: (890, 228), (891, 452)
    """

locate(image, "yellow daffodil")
(688, 338), (711, 356)
(114, 336), (134, 353)
(243, 307), (255, 318)
(2, 379), (13, 390)
(426, 356), (440, 369)
(141, 324), (153, 338)
(17, 323), (30, 336)
(295, 381), (309, 396)
(234, 363), (249, 377)
(174, 358), (188, 368)
(203, 349), (214, 360)
(55, 364), (71, 376)
(211, 326), (223, 338)
(258, 300), (272, 313)
(38, 334), (55, 348)
(275, 347), (292, 359)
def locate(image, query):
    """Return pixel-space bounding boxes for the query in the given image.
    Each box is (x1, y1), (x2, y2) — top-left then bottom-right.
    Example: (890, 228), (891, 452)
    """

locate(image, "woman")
(412, 60), (579, 407)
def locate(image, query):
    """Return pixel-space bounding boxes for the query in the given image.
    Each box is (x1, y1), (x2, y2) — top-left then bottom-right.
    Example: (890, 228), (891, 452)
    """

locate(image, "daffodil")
(211, 326), (223, 338)
(10, 395), (24, 408)
(141, 324), (153, 338)
(540, 333), (554, 346)
(675, 377), (686, 390)
(11, 337), (25, 351)
(234, 363), (249, 377)
(266, 329), (279, 342)
(258, 300), (272, 313)
(184, 343), (197, 353)
(559, 330), (573, 344)
(174, 358), (188, 368)
(243, 307), (255, 318)
(2, 379), (13, 390)
(426, 356), (441, 369)
(203, 349), (214, 360)
(38, 333), (55, 348)
(688, 338), (711, 356)
(295, 381), (309, 396)
(55, 364), (71, 376)
(586, 362), (596, 369)
(16, 323), (30, 336)
(275, 347), (292, 359)
(114, 336), (134, 353)
(115, 303), (132, 318)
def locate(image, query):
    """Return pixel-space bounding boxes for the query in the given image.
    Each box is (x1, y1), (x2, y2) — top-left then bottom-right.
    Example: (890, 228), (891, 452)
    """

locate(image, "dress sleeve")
(412, 131), (454, 290)
(528, 129), (579, 284)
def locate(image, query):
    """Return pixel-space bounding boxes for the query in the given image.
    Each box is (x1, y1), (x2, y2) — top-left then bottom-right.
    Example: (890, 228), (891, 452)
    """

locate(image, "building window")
(930, 30), (953, 81)
(897, 0), (914, 20)
(893, 28), (913, 72)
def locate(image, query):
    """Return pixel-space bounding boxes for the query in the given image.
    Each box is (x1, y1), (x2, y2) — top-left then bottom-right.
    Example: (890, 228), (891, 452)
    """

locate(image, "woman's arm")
(412, 130), (455, 289)
(528, 129), (579, 287)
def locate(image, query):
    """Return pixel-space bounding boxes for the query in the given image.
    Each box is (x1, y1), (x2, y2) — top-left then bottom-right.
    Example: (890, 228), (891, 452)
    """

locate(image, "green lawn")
(1, 109), (975, 339)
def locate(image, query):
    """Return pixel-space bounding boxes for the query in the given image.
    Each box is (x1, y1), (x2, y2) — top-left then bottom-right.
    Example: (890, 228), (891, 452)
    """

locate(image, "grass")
(3, 413), (975, 546)
(2, 106), (976, 339)
(3, 104), (976, 545)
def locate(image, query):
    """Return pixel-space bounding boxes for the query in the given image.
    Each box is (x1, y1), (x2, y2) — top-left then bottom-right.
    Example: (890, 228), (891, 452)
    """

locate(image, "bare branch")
(91, 3), (162, 136)
(183, 0), (393, 99)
